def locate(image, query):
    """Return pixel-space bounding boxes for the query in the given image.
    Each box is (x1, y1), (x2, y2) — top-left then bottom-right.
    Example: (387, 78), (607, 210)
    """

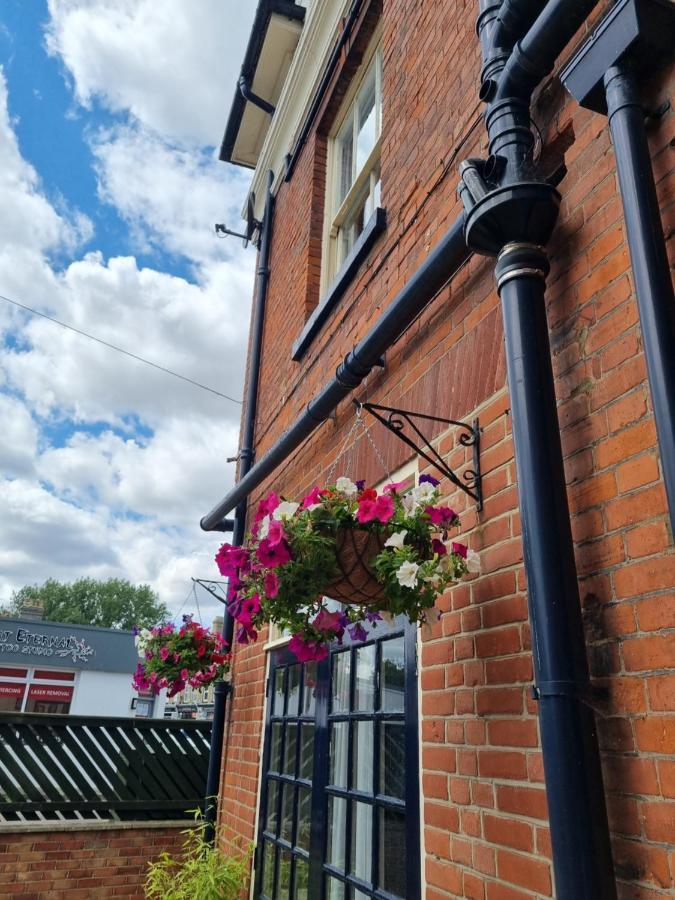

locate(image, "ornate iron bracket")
(358, 401), (482, 509)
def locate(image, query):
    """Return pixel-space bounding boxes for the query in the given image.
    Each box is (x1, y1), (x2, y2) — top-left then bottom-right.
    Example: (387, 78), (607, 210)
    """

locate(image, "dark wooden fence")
(0, 713), (212, 823)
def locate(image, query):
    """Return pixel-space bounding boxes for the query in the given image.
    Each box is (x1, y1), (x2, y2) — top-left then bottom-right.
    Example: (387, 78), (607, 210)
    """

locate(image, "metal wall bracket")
(359, 402), (483, 509)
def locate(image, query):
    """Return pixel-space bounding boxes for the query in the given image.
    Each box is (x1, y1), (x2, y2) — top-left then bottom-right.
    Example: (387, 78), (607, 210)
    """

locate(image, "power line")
(0, 293), (242, 404)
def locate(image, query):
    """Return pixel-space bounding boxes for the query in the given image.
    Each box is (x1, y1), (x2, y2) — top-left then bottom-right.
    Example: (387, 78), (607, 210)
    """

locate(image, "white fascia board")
(242, 0), (353, 220)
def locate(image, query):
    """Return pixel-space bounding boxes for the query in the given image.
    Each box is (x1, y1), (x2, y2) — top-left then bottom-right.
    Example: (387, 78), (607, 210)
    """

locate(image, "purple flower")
(131, 625), (139, 636)
(348, 623), (368, 642)
(366, 611), (382, 623)
(419, 474), (440, 487)
(355, 480), (365, 491)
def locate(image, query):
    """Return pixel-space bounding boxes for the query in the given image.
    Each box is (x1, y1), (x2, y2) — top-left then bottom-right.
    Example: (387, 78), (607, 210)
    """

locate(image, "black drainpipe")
(204, 169), (276, 843)
(461, 0), (616, 896)
(603, 63), (675, 529)
(238, 75), (276, 117)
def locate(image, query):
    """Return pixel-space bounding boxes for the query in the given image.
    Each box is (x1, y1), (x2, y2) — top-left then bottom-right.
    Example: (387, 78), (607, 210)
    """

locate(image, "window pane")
(380, 722), (406, 800)
(302, 661), (317, 716)
(350, 801), (373, 884)
(273, 668), (285, 716)
(381, 638), (405, 712)
(352, 721), (374, 794)
(280, 782), (294, 844)
(288, 664), (301, 717)
(337, 119), (354, 207)
(326, 877), (346, 900)
(354, 644), (376, 711)
(327, 796), (347, 870)
(373, 175), (381, 210)
(294, 858), (309, 900)
(330, 721), (349, 787)
(379, 807), (407, 897)
(266, 779), (279, 835)
(284, 723), (297, 776)
(296, 785), (312, 852)
(262, 841), (276, 898)
(279, 848), (292, 895)
(270, 722), (283, 772)
(353, 891), (370, 900)
(356, 69), (377, 172)
(332, 652), (351, 713)
(299, 723), (314, 781)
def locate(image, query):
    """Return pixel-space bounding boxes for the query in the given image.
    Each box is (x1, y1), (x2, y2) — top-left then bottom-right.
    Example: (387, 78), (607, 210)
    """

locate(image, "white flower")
(402, 491), (416, 514)
(304, 503), (321, 513)
(396, 560), (419, 588)
(466, 548), (481, 573)
(258, 514), (271, 538)
(335, 476), (358, 495)
(273, 501), (300, 520)
(384, 530), (408, 550)
(414, 481), (436, 503)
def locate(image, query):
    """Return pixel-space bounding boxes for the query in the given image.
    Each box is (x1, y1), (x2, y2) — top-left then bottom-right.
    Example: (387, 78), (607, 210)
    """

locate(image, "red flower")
(432, 538), (447, 556)
(451, 541), (468, 559)
(425, 505), (458, 526)
(197, 644), (207, 657)
(257, 538), (292, 568)
(360, 488), (377, 502)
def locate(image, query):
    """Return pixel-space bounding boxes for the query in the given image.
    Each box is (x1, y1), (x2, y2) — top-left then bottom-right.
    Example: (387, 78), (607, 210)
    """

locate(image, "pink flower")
(289, 634), (329, 662)
(267, 520), (287, 547)
(452, 541), (468, 559)
(384, 480), (406, 493)
(374, 495), (395, 523)
(257, 538), (292, 568)
(302, 486), (322, 508)
(173, 652), (181, 663)
(197, 644), (207, 658)
(158, 677), (169, 689)
(255, 491), (280, 523)
(312, 608), (344, 637)
(167, 679), (185, 698)
(425, 505), (458, 526)
(356, 499), (378, 523)
(215, 544), (250, 577)
(180, 669), (189, 680)
(236, 625), (258, 645)
(264, 571), (280, 599)
(144, 649), (154, 660)
(432, 538), (447, 556)
(159, 646), (170, 661)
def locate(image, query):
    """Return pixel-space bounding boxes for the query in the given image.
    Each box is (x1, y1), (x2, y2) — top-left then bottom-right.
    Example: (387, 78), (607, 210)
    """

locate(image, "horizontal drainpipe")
(467, 0), (616, 896)
(203, 170), (276, 843)
(604, 63), (675, 529)
(200, 212), (470, 529)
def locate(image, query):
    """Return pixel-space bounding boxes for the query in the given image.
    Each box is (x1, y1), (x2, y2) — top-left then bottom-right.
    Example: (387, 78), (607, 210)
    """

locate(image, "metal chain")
(326, 404), (392, 484)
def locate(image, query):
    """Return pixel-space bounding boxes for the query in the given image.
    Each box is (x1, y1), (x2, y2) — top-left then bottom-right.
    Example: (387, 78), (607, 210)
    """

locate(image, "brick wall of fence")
(0, 822), (191, 899)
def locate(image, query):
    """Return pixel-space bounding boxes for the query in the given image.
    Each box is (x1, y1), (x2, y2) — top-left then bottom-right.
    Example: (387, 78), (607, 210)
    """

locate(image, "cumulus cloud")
(45, 0), (255, 146)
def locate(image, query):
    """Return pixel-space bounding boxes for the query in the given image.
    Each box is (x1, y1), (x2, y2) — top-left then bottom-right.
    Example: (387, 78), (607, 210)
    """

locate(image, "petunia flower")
(384, 530), (408, 550)
(289, 634), (329, 662)
(432, 538), (447, 556)
(302, 486), (323, 509)
(425, 505), (458, 526)
(264, 571), (280, 599)
(348, 622), (368, 642)
(355, 480), (366, 491)
(267, 519), (288, 547)
(374, 494), (395, 523)
(419, 474), (440, 487)
(452, 542), (468, 559)
(335, 477), (358, 495)
(396, 560), (419, 588)
(273, 500), (300, 520)
(356, 499), (378, 523)
(384, 480), (407, 493)
(257, 538), (292, 568)
(466, 548), (481, 573)
(312, 608), (345, 638)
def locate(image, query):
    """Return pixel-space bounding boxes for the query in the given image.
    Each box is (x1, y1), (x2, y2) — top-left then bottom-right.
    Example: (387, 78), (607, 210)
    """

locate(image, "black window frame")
(254, 616), (420, 900)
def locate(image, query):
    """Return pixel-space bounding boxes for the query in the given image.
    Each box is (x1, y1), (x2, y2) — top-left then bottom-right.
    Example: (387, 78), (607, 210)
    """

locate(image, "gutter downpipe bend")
(604, 64), (675, 530)
(470, 1), (616, 896)
(203, 170), (276, 843)
(200, 213), (471, 529)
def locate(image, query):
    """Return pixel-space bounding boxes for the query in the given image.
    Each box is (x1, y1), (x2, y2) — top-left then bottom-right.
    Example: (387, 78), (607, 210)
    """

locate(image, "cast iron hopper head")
(464, 182), (561, 257)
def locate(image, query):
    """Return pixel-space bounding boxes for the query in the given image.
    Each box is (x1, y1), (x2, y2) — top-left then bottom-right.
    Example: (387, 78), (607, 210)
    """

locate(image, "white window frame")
(321, 35), (383, 293)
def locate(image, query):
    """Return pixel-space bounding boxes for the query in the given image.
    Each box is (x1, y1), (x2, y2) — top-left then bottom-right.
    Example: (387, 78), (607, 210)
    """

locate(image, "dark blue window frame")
(254, 616), (420, 900)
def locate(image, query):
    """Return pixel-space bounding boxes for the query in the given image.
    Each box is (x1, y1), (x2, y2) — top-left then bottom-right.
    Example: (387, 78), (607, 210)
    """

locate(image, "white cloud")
(45, 0), (255, 146)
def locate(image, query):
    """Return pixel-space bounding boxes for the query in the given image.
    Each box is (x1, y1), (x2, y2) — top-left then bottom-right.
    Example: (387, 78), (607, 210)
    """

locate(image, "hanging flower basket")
(132, 616), (231, 698)
(215, 475), (480, 662)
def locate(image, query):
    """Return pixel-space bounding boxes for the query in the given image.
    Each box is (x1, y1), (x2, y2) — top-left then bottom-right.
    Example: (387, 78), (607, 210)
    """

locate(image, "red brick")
(483, 814), (533, 852)
(496, 848), (552, 895)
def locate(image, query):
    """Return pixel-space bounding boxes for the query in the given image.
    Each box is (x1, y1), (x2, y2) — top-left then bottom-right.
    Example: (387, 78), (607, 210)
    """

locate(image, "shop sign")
(28, 684), (74, 702)
(0, 682), (25, 698)
(0, 627), (94, 664)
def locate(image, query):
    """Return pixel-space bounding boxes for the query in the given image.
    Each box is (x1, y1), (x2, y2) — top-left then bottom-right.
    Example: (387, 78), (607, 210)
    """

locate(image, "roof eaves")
(220, 0), (306, 165)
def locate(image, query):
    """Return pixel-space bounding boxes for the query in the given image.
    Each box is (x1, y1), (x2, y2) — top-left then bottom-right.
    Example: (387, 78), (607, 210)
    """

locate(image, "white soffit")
(231, 13), (304, 168)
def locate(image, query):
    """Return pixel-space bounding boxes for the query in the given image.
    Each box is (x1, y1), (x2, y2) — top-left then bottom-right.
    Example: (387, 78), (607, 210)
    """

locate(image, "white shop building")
(0, 616), (165, 719)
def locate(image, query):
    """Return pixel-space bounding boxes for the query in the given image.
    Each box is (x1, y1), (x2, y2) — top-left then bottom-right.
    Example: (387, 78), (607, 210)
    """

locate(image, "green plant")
(145, 812), (250, 900)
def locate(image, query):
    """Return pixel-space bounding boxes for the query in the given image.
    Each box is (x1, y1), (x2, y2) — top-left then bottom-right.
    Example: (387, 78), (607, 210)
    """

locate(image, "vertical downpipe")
(204, 170), (276, 843)
(496, 243), (617, 899)
(604, 64), (675, 530)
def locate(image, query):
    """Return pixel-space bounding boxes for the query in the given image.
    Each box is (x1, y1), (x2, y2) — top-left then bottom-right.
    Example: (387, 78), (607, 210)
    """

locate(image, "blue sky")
(0, 0), (256, 620)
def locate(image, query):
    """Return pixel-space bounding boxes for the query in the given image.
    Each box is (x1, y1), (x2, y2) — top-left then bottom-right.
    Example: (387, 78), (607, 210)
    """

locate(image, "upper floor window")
(324, 44), (382, 286)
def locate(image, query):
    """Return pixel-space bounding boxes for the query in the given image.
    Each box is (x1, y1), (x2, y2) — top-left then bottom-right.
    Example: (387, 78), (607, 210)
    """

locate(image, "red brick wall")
(0, 824), (188, 899)
(216, 0), (675, 896)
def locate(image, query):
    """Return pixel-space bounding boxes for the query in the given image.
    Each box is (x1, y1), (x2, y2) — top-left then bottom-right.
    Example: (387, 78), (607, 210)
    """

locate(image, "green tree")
(5, 578), (168, 630)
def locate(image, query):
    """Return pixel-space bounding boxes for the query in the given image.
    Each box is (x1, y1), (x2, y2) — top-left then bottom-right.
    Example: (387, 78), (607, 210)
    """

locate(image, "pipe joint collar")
(495, 242), (549, 290)
(336, 352), (372, 388)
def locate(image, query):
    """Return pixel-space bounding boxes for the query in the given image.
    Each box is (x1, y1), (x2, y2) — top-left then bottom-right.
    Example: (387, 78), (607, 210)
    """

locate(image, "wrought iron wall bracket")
(358, 401), (483, 509)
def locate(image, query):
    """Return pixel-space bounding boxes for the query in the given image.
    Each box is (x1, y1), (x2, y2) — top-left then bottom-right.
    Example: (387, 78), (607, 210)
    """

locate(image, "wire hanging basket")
(325, 527), (389, 606)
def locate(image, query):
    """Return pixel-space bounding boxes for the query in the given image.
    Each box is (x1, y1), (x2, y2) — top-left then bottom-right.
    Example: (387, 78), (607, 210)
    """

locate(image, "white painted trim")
(249, 651), (273, 899)
(244, 0), (353, 219)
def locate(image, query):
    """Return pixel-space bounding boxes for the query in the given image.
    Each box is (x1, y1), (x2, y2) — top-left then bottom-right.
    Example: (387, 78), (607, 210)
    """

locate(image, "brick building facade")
(207, 1), (674, 897)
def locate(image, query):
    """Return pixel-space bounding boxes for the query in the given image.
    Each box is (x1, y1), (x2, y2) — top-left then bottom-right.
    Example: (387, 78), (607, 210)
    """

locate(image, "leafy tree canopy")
(4, 578), (168, 630)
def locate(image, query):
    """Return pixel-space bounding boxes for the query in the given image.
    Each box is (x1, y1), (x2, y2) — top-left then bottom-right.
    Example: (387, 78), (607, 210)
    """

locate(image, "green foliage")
(145, 813), (250, 900)
(6, 578), (168, 630)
